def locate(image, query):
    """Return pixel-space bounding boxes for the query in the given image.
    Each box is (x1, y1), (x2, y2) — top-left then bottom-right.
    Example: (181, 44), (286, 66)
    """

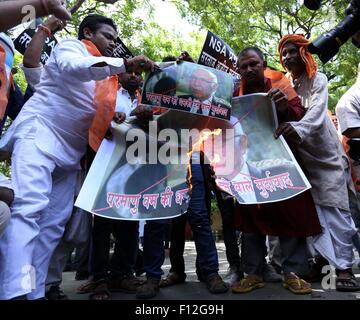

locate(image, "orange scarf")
(82, 40), (118, 152)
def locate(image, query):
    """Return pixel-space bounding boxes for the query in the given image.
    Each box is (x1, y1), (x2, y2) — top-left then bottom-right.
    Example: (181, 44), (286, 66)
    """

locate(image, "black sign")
(112, 37), (133, 58)
(198, 31), (240, 79)
(13, 27), (57, 64)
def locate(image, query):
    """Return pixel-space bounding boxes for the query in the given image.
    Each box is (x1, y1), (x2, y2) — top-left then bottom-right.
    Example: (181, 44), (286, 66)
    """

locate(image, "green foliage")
(12, 53), (27, 94)
(173, 0), (359, 111)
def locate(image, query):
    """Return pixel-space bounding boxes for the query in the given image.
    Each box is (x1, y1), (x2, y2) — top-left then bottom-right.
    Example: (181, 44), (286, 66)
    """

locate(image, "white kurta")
(0, 38), (126, 300)
(0, 38), (125, 169)
(288, 72), (350, 212)
(288, 71), (357, 270)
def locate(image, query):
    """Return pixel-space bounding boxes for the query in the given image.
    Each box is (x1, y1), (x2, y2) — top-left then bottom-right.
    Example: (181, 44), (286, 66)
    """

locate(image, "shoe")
(336, 269), (360, 292)
(159, 272), (186, 288)
(223, 266), (243, 286)
(76, 278), (97, 294)
(109, 275), (142, 293)
(283, 273), (312, 294)
(45, 285), (69, 300)
(204, 273), (229, 294)
(89, 280), (111, 300)
(136, 278), (160, 299)
(263, 262), (282, 283)
(232, 274), (265, 293)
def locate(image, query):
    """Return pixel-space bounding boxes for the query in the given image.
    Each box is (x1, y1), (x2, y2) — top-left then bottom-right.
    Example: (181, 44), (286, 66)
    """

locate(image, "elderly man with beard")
(276, 34), (360, 292)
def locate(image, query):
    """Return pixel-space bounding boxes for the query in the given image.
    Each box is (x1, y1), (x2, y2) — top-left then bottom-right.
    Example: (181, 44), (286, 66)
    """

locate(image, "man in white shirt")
(0, 14), (155, 300)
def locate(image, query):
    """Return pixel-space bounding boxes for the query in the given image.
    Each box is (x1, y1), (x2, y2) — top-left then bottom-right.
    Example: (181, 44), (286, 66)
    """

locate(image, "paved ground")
(62, 241), (360, 300)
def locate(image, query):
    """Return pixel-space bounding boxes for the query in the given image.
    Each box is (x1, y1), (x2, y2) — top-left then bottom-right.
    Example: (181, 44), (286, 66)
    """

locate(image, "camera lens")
(304, 0), (322, 10)
(308, 14), (360, 63)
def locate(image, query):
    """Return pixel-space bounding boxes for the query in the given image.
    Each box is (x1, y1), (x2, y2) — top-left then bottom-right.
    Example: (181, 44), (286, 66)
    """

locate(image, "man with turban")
(276, 34), (360, 292)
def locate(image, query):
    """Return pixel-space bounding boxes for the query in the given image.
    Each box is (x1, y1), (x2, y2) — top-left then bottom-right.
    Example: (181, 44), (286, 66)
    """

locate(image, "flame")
(211, 153), (221, 165)
(187, 128), (222, 156)
(186, 129), (222, 192)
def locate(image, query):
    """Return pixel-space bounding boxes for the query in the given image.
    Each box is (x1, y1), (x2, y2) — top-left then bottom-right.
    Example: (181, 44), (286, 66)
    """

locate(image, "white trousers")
(313, 205), (357, 270)
(0, 138), (76, 299)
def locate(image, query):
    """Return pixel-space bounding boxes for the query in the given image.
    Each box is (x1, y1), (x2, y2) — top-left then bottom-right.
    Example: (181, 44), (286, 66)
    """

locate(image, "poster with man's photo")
(75, 114), (190, 221)
(212, 94), (311, 204)
(75, 93), (311, 220)
(141, 61), (234, 120)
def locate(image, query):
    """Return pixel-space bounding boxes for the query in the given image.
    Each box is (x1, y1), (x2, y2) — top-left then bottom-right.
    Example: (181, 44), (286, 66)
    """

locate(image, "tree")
(172, 0), (359, 111)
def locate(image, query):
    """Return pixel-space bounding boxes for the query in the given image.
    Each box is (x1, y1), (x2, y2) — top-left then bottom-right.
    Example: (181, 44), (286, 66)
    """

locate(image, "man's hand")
(48, 0), (72, 20)
(176, 51), (195, 63)
(268, 88), (288, 114)
(43, 16), (66, 34)
(133, 104), (153, 122)
(113, 112), (126, 124)
(274, 122), (298, 141)
(125, 55), (156, 73)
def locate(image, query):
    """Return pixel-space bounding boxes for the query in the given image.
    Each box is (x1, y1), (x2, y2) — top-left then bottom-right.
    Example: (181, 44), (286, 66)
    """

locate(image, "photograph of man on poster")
(176, 64), (232, 119)
(141, 61), (233, 120)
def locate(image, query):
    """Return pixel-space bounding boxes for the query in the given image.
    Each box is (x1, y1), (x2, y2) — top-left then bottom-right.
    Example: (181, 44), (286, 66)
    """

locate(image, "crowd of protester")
(1, 0), (360, 300)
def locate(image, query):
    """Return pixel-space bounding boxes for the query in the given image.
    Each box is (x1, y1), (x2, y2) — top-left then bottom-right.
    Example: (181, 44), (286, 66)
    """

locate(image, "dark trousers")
(92, 215), (139, 281)
(143, 219), (168, 279)
(187, 164), (219, 277)
(241, 233), (309, 276)
(215, 190), (241, 269)
(143, 163), (219, 279)
(169, 214), (186, 278)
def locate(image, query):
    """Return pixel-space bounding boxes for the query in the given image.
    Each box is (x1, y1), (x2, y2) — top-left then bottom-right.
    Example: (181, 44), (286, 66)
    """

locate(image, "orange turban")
(278, 34), (317, 79)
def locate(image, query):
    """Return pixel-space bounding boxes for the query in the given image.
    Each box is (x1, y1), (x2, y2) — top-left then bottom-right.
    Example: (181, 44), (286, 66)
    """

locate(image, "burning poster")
(75, 113), (190, 220)
(75, 94), (310, 220)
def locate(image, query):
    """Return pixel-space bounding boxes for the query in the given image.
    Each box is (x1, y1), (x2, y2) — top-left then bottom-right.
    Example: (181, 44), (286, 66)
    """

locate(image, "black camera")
(304, 0), (360, 63)
(347, 138), (360, 161)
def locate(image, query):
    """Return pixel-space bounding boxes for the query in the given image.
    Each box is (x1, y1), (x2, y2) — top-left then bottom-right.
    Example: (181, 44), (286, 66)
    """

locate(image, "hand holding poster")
(75, 94), (311, 220)
(211, 94), (311, 203)
(141, 61), (234, 120)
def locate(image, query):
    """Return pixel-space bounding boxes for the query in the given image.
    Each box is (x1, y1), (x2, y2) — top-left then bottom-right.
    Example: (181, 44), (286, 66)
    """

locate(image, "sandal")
(336, 269), (360, 292)
(231, 274), (264, 294)
(89, 281), (111, 300)
(76, 278), (97, 294)
(283, 273), (312, 294)
(159, 272), (186, 288)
